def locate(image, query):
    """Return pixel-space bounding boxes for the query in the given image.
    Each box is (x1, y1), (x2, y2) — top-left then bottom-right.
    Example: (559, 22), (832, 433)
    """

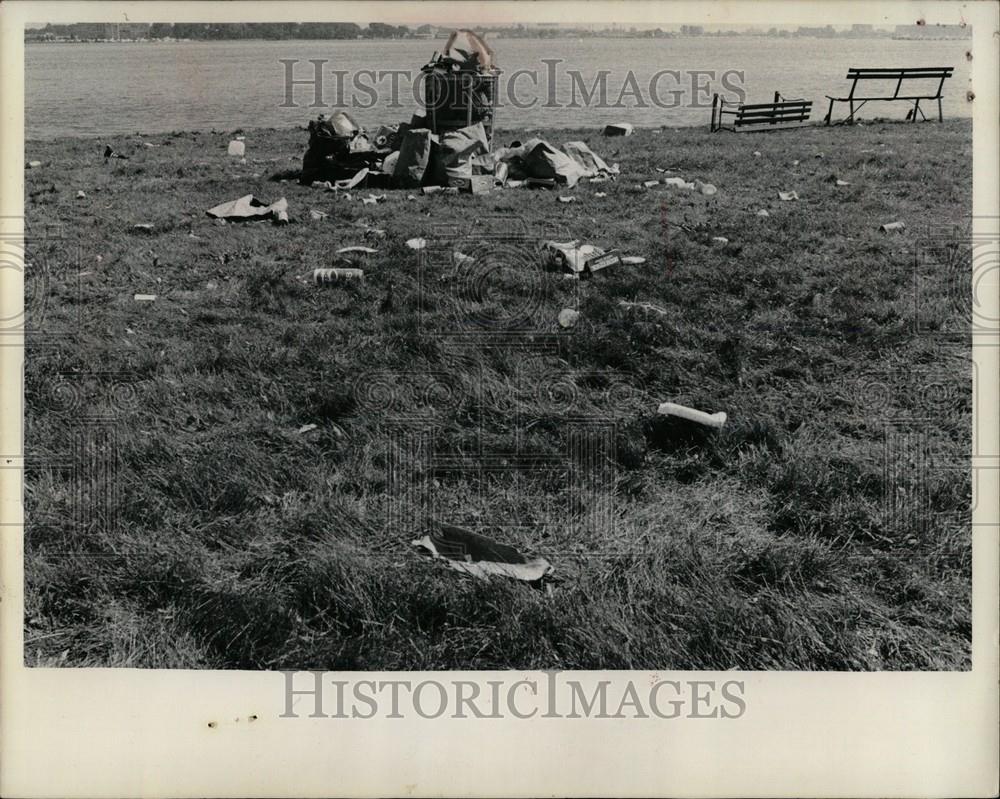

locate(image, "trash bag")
(393, 128), (438, 188)
(562, 141), (614, 175)
(431, 122), (490, 185)
(520, 139), (588, 187)
(300, 112), (376, 184)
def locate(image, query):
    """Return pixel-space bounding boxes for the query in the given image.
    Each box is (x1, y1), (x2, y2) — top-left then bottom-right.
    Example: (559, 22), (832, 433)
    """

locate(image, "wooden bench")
(824, 67), (954, 124)
(710, 92), (813, 132)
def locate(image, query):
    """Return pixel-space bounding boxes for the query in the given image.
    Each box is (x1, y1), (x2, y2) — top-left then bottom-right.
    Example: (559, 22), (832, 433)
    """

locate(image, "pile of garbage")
(301, 112), (619, 195)
(298, 30), (618, 195)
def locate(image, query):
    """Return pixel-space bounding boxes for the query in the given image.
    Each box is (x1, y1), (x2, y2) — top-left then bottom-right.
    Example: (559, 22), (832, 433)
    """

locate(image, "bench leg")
(848, 100), (855, 123)
(824, 98), (834, 125)
(938, 96), (943, 122)
(912, 99), (920, 122)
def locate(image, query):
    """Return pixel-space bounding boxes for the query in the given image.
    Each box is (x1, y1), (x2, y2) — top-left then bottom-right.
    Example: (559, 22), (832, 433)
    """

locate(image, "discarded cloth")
(394, 128), (438, 188)
(412, 521), (553, 582)
(205, 194), (288, 221)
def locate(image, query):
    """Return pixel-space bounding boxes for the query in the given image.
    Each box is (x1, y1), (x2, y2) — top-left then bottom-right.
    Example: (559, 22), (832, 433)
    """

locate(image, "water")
(26, 37), (971, 139)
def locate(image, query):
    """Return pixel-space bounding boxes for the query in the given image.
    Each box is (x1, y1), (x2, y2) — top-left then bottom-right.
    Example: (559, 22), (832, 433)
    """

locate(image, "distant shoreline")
(24, 117), (972, 146)
(27, 34), (973, 44)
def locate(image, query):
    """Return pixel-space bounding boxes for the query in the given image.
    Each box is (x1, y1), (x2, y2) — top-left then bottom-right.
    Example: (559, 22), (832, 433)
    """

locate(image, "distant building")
(795, 25), (836, 38)
(893, 23), (970, 40)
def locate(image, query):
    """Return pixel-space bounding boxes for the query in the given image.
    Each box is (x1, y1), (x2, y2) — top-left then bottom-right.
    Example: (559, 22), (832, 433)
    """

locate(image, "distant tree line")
(28, 22), (424, 41)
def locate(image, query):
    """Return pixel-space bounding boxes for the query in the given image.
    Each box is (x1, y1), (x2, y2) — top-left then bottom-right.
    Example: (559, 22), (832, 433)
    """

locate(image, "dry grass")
(23, 119), (972, 669)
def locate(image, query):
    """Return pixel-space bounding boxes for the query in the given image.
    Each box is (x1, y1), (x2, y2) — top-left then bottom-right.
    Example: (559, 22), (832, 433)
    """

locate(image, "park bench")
(824, 67), (954, 124)
(710, 92), (813, 132)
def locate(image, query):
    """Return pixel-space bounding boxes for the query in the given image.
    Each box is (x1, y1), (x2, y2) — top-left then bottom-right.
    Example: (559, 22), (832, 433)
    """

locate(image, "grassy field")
(23, 119), (972, 670)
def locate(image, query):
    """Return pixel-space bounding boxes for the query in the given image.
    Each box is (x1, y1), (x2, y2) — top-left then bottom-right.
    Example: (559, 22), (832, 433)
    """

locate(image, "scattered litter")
(235, 135), (246, 141)
(297, 423), (318, 434)
(142, 142), (157, 148)
(407, 194), (417, 200)
(586, 251), (623, 273)
(337, 168), (370, 191)
(663, 177), (689, 188)
(76, 190), (86, 199)
(756, 209), (770, 217)
(133, 294), (157, 302)
(558, 195), (576, 203)
(227, 140), (245, 157)
(361, 194), (386, 205)
(206, 195), (288, 222)
(26, 161), (42, 169)
(594, 192), (607, 198)
(103, 146), (128, 160)
(412, 521), (554, 583)
(654, 167), (667, 173)
(695, 181), (717, 196)
(453, 251), (475, 266)
(544, 240), (602, 274)
(314, 267), (364, 283)
(133, 223), (155, 231)
(621, 255), (647, 265)
(792, 160), (800, 166)
(558, 308), (580, 328)
(619, 299), (667, 316)
(406, 237), (427, 250)
(603, 122), (634, 137)
(712, 236), (729, 245)
(309, 209), (328, 220)
(753, 151), (762, 158)
(836, 179), (851, 187)
(336, 246), (378, 255)
(643, 180), (660, 188)
(815, 152), (825, 158)
(778, 191), (799, 201)
(274, 209), (290, 225)
(657, 401), (727, 429)
(880, 221), (906, 233)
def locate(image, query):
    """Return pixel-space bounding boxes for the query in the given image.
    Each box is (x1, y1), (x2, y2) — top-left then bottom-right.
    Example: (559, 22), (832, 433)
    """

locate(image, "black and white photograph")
(4, 2), (999, 796)
(16, 9), (987, 676)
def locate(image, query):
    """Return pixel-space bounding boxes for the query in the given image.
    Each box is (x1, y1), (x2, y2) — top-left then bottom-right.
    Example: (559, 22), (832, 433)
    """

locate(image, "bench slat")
(736, 108), (813, 120)
(735, 118), (810, 127)
(847, 69), (953, 78)
(738, 101), (811, 111)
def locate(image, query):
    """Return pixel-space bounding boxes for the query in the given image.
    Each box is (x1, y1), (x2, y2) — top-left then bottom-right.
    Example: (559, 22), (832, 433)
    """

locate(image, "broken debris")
(412, 521), (554, 583)
(206, 195), (288, 222)
(657, 401), (727, 429)
(558, 308), (580, 328)
(603, 122), (634, 137)
(314, 267), (364, 283)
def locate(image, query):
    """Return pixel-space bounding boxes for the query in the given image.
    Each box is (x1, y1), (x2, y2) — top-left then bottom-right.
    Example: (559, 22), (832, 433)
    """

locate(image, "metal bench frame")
(824, 67), (954, 125)
(711, 92), (813, 132)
